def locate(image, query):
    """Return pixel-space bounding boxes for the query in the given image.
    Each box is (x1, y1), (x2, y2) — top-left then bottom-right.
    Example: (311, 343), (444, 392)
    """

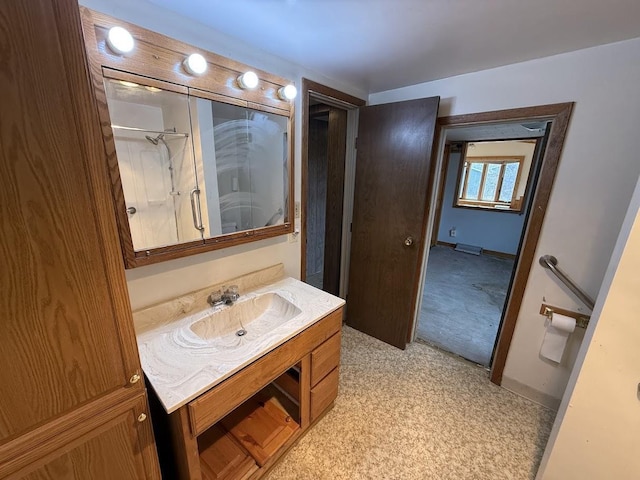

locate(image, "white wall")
(79, 0), (368, 311)
(438, 151), (527, 254)
(537, 177), (640, 479)
(371, 37), (640, 406)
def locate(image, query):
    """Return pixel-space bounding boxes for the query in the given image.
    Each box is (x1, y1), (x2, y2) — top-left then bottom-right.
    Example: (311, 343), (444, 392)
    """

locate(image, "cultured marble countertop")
(135, 275), (345, 413)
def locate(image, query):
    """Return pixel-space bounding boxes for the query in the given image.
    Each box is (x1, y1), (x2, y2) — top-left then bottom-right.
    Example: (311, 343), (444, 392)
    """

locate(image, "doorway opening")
(410, 103), (573, 385)
(300, 79), (365, 296)
(417, 128), (547, 367)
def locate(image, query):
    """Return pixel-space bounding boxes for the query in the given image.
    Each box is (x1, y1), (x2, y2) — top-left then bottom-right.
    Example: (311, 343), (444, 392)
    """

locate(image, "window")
(452, 139), (539, 213)
(457, 156), (524, 210)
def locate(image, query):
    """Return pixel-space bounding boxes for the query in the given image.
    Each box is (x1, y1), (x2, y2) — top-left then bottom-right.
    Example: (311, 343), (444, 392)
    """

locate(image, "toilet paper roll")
(540, 313), (576, 363)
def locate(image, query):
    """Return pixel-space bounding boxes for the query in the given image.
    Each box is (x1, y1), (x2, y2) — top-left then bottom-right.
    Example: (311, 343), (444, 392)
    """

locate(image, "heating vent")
(454, 243), (483, 255)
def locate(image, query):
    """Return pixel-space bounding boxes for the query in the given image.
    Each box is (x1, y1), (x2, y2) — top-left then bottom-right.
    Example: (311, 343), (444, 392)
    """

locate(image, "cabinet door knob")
(404, 236), (414, 247)
(137, 413), (147, 423)
(129, 373), (141, 384)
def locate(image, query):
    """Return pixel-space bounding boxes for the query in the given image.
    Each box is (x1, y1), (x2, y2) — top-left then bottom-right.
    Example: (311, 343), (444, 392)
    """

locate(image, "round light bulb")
(278, 84), (297, 101)
(238, 71), (259, 89)
(106, 26), (135, 55)
(184, 53), (207, 76)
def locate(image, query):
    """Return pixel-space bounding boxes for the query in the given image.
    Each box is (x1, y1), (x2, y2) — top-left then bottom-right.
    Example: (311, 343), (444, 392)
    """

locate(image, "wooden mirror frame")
(80, 8), (295, 268)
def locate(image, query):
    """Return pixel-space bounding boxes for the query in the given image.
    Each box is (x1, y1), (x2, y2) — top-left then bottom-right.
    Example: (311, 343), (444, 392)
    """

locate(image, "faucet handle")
(221, 285), (240, 303)
(208, 289), (223, 306)
(225, 285), (239, 295)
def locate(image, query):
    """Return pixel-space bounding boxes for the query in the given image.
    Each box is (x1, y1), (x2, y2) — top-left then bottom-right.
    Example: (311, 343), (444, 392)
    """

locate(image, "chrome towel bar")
(539, 255), (595, 311)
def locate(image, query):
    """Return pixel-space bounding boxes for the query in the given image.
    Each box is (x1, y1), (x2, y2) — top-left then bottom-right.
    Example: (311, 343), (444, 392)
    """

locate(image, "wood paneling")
(347, 97), (440, 349)
(0, 0), (145, 445)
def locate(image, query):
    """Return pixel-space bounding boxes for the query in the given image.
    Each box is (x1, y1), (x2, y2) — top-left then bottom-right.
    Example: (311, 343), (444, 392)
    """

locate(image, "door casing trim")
(300, 79), (366, 292)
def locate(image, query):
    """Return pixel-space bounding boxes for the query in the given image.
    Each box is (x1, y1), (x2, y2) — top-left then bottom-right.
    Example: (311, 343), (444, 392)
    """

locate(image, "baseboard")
(482, 249), (517, 260)
(501, 376), (560, 411)
(435, 241), (516, 260)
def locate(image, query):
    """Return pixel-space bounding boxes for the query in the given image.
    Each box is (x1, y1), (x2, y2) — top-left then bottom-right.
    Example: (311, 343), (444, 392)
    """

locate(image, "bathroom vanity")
(133, 265), (344, 479)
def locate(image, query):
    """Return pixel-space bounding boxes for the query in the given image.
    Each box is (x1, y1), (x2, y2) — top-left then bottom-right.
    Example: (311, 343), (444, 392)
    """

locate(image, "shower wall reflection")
(191, 98), (287, 236)
(104, 78), (289, 252)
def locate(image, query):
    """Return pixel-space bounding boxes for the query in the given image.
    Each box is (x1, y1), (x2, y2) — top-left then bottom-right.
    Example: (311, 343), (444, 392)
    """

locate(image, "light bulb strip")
(102, 24), (294, 102)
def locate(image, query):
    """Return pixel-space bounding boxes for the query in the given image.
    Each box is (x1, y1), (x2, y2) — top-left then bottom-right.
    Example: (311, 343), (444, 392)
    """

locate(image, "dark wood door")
(323, 107), (348, 295)
(347, 97), (439, 349)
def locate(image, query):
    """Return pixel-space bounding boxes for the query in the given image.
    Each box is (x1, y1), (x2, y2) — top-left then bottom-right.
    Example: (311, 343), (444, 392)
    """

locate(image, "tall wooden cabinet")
(0, 0), (160, 478)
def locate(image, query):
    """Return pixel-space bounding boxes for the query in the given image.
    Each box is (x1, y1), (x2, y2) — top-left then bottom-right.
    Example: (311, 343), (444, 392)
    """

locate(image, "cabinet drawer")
(310, 332), (341, 387)
(310, 367), (339, 422)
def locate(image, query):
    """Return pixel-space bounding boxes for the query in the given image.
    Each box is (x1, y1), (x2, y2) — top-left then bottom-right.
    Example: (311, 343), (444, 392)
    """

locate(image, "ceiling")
(146, 0), (640, 93)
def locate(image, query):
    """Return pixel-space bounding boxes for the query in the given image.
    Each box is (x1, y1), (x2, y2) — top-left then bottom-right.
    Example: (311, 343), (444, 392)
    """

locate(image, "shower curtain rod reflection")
(111, 125), (190, 137)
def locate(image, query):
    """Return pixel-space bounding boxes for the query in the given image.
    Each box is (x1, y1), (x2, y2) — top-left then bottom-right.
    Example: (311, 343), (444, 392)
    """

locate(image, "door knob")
(404, 236), (414, 247)
(126, 206), (137, 215)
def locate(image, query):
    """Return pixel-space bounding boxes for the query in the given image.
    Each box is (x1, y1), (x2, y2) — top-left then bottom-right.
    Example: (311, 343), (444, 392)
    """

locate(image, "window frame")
(454, 149), (526, 213)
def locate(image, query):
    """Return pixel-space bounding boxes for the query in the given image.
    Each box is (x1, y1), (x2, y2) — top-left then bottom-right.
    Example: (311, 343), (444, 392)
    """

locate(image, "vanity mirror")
(80, 9), (295, 267)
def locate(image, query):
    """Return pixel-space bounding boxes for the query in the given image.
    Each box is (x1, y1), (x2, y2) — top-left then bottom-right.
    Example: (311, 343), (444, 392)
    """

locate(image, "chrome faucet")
(208, 285), (240, 307)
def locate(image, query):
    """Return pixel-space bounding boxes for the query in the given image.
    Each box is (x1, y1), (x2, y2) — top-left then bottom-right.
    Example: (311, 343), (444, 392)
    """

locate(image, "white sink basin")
(134, 275), (345, 413)
(189, 292), (302, 347)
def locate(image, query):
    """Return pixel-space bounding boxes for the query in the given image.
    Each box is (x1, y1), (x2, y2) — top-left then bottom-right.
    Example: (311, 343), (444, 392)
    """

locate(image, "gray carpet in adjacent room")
(266, 327), (555, 480)
(417, 246), (515, 366)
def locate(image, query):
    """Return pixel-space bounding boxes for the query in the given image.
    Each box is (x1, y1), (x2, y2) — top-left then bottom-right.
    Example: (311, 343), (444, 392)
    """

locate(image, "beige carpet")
(266, 326), (555, 480)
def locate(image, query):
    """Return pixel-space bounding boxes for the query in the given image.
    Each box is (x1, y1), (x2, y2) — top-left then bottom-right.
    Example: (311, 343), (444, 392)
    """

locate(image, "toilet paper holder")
(540, 303), (590, 329)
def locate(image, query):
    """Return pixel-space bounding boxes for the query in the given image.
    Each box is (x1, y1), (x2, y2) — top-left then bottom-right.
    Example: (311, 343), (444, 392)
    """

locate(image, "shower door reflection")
(190, 96), (289, 238)
(104, 79), (203, 251)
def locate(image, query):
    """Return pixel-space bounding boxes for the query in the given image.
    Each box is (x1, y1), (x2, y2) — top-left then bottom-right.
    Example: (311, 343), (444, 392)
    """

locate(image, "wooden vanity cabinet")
(7, 394), (157, 480)
(0, 0), (160, 478)
(166, 307), (343, 480)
